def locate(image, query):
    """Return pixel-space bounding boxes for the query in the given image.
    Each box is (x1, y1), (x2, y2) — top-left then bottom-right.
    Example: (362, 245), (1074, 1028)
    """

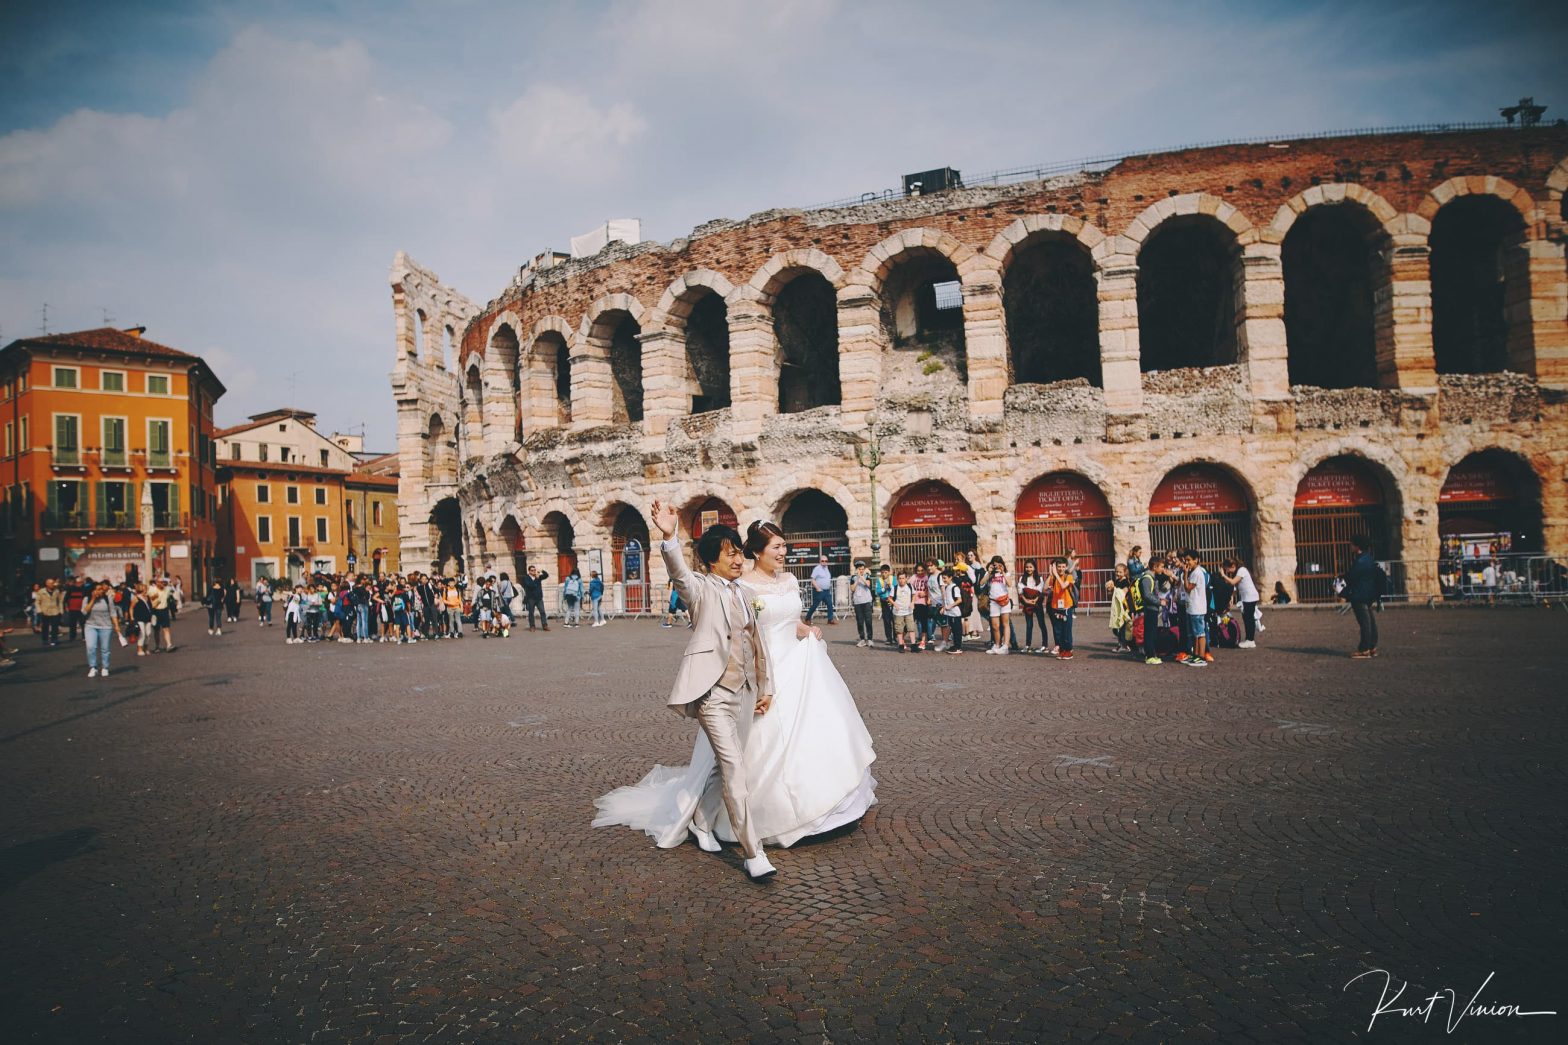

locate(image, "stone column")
(1508, 235), (1568, 387)
(836, 283), (882, 429)
(725, 290), (776, 435)
(1380, 220), (1438, 393)
(959, 259), (1007, 425)
(638, 328), (686, 437)
(520, 340), (559, 435)
(1096, 261), (1144, 416)
(1237, 241), (1290, 406)
(571, 335), (615, 429)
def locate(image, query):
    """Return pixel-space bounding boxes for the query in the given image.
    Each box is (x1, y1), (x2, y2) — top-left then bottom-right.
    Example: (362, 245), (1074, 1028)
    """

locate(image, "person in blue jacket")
(1343, 534), (1382, 659)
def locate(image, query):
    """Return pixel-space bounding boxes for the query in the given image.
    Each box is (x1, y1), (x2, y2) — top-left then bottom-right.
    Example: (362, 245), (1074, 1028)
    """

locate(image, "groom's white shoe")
(691, 826), (722, 853)
(743, 854), (777, 880)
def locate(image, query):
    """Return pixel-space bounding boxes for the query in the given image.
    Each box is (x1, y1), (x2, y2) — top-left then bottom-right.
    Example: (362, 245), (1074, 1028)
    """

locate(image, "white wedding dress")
(592, 568), (877, 848)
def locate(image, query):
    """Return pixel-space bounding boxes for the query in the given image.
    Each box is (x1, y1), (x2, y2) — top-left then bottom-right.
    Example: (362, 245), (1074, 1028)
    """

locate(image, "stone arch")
(851, 228), (979, 299)
(1142, 451), (1262, 514)
(1002, 457), (1126, 521)
(762, 476), (861, 530)
(1129, 198), (1250, 372)
(524, 316), (575, 430)
(1417, 175), (1539, 227)
(413, 307), (427, 361)
(1122, 193), (1254, 250)
(748, 248), (847, 303)
(989, 218), (1104, 386)
(982, 214), (1107, 271)
(657, 271), (736, 414)
(1268, 183), (1402, 240)
(877, 466), (992, 524)
(1547, 156), (1568, 232)
(581, 293), (650, 425)
(654, 269), (739, 329)
(1283, 438), (1411, 515)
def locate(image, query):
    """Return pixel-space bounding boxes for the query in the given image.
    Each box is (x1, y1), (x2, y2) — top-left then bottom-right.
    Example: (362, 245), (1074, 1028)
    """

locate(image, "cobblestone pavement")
(1, 608), (1564, 1043)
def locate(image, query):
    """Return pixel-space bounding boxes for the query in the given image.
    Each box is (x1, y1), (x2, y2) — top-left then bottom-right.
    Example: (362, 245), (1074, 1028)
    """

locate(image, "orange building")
(0, 327), (224, 597)
(216, 461), (351, 585)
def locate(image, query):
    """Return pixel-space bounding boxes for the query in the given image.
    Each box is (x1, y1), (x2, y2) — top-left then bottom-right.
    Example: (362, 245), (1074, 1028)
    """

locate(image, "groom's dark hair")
(696, 524), (744, 567)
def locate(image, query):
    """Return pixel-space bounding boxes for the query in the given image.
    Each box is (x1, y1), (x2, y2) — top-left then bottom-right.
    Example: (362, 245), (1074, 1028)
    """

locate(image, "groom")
(651, 500), (777, 880)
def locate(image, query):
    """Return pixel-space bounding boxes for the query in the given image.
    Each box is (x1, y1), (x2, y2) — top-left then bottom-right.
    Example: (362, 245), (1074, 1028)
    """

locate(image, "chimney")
(122, 326), (146, 338)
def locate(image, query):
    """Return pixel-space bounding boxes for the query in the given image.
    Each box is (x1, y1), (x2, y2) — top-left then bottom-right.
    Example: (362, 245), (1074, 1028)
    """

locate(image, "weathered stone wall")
(390, 129), (1568, 596)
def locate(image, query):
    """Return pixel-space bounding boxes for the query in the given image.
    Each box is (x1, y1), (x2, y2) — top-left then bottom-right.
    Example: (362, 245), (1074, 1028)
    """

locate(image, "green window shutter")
(46, 481), (59, 523)
(169, 484), (181, 522)
(95, 481), (106, 528)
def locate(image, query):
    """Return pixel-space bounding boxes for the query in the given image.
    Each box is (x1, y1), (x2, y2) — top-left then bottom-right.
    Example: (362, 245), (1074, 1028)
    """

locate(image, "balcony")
(154, 509), (186, 529)
(95, 509), (137, 530)
(146, 449), (174, 470)
(99, 447), (129, 469)
(41, 509), (88, 530)
(51, 447), (82, 468)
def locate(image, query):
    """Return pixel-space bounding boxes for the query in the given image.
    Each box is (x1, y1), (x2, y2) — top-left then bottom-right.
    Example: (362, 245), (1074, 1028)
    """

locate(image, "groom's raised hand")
(651, 500), (678, 541)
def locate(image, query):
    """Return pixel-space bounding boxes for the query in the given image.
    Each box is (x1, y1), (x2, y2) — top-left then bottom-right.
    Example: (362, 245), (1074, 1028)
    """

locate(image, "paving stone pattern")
(1, 610), (1564, 1042)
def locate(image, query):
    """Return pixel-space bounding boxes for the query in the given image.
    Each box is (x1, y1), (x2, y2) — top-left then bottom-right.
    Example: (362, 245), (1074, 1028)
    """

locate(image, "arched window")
(880, 249), (967, 383)
(489, 323), (522, 441)
(1138, 218), (1239, 371)
(774, 272), (841, 413)
(1430, 197), (1528, 374)
(685, 291), (731, 413)
(413, 308), (426, 360)
(1148, 464), (1253, 566)
(463, 365), (484, 454)
(608, 314), (644, 423)
(1283, 206), (1382, 388)
(441, 325), (454, 372)
(1004, 238), (1100, 385)
(779, 490), (850, 580)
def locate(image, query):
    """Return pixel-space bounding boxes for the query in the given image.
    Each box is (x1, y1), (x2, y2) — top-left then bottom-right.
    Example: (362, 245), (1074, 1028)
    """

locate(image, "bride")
(593, 519), (877, 849)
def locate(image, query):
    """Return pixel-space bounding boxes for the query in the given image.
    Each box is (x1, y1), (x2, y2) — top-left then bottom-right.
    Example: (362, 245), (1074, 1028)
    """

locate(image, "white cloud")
(489, 85), (647, 178)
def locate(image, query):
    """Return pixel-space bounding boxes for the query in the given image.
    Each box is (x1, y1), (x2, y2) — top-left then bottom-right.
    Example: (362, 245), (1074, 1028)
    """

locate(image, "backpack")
(1213, 613), (1242, 649)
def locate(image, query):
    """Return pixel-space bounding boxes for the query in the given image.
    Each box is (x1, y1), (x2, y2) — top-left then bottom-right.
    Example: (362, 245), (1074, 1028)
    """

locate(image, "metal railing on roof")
(806, 120), (1532, 212)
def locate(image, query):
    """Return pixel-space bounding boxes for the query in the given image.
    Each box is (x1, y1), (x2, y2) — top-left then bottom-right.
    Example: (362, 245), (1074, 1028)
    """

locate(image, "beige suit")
(661, 539), (773, 858)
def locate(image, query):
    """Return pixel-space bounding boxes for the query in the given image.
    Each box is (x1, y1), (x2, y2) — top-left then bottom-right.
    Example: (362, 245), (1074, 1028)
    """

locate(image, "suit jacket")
(661, 539), (772, 714)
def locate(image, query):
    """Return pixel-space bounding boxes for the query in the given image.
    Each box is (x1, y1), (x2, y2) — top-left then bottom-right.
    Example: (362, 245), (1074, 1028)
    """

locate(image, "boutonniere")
(751, 597), (765, 615)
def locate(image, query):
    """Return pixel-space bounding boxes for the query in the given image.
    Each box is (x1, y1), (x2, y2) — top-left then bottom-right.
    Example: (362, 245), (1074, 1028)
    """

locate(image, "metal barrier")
(1296, 555), (1568, 605)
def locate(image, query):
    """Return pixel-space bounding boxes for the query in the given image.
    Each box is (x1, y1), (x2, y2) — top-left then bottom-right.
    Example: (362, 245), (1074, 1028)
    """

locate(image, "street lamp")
(854, 414), (891, 564)
(139, 481), (155, 583)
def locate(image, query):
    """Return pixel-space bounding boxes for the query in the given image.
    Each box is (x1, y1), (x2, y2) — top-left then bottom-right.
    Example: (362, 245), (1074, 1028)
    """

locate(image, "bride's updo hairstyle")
(743, 520), (785, 560)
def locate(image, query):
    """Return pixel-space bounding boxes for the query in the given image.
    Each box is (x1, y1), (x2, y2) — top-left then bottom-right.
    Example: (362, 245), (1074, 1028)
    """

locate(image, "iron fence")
(807, 121), (1524, 211)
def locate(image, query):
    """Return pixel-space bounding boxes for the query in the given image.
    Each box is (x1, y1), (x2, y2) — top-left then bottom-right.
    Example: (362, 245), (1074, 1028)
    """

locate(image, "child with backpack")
(1045, 558), (1077, 660)
(892, 570), (916, 653)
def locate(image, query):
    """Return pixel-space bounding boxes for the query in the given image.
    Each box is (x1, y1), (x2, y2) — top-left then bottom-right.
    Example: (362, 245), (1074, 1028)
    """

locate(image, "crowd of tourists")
(13, 574), (186, 677)
(247, 563), (609, 644)
(8, 531), (1392, 679)
(800, 545), (1271, 664)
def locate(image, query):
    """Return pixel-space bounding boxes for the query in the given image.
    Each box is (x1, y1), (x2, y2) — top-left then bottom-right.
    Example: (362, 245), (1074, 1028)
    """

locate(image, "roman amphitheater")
(390, 125), (1568, 607)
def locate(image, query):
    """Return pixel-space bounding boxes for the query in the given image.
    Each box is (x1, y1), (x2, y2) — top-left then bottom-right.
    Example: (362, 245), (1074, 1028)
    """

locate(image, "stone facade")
(390, 128), (1568, 601)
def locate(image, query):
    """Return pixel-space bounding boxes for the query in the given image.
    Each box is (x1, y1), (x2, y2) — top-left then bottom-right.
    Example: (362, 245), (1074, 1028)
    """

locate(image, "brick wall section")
(460, 129), (1568, 363)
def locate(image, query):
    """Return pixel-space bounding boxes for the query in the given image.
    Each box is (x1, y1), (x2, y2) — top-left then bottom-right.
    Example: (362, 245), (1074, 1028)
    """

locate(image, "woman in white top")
(983, 556), (1013, 655)
(1220, 558), (1261, 649)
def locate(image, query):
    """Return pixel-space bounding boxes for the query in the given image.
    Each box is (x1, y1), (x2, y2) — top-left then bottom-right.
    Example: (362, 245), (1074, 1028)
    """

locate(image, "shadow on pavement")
(0, 827), (99, 895)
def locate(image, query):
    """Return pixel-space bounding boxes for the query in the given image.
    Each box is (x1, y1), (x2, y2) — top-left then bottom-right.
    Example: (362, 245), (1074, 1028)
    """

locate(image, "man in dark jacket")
(520, 566), (549, 631)
(1344, 535), (1381, 659)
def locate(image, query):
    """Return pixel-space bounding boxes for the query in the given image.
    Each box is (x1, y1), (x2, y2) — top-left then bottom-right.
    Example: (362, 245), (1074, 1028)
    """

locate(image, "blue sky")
(2, 0), (1564, 446)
